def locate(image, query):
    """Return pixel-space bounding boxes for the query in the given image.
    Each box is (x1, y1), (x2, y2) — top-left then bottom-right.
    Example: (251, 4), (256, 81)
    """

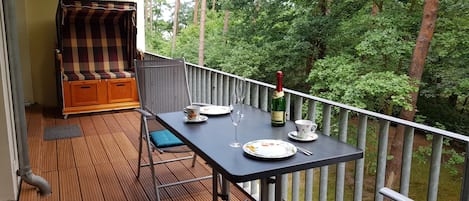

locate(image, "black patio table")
(156, 105), (363, 201)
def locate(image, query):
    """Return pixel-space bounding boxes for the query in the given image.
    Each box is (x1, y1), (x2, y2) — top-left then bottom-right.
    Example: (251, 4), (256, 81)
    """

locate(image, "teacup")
(184, 105), (200, 120)
(294, 120), (317, 139)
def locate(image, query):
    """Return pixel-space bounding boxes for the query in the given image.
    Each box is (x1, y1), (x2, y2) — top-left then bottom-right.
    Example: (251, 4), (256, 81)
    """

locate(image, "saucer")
(288, 131), (318, 142)
(184, 115), (208, 123)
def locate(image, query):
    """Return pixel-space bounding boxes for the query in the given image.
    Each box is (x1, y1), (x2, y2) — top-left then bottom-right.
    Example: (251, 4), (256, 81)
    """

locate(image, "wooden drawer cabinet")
(62, 78), (139, 118)
(108, 78), (138, 103)
(68, 80), (107, 106)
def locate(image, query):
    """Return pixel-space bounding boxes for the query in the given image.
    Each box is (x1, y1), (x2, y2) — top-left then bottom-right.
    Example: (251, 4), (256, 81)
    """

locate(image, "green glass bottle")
(271, 71), (286, 127)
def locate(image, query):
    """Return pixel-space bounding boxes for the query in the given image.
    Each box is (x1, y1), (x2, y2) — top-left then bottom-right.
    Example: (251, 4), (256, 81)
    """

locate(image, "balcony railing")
(144, 52), (469, 201)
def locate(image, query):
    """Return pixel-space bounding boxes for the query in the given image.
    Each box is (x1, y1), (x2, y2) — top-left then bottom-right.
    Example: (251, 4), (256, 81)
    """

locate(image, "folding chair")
(134, 58), (211, 201)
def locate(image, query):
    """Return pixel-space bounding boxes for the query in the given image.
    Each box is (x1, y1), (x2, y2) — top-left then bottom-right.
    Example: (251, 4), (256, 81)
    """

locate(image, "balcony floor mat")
(44, 124), (82, 140)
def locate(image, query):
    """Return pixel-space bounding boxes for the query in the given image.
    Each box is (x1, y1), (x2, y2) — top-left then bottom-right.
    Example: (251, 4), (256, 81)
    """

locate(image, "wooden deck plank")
(40, 140), (57, 172)
(154, 153), (195, 201)
(28, 137), (43, 170)
(112, 132), (139, 160)
(113, 112), (138, 133)
(168, 159), (207, 194)
(94, 163), (127, 201)
(19, 182), (38, 201)
(39, 171), (59, 201)
(66, 116), (80, 126)
(21, 106), (251, 201)
(54, 116), (68, 126)
(111, 160), (150, 201)
(78, 116), (97, 136)
(43, 110), (57, 128)
(71, 137), (93, 168)
(76, 166), (105, 201)
(58, 168), (81, 201)
(122, 130), (141, 152)
(99, 134), (126, 163)
(121, 110), (141, 132)
(27, 105), (43, 138)
(101, 113), (122, 133)
(85, 135), (109, 165)
(128, 159), (160, 201)
(90, 115), (111, 135)
(57, 139), (75, 170)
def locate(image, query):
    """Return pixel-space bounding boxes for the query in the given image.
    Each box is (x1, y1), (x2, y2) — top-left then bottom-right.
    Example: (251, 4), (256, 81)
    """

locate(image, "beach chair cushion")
(60, 1), (136, 81)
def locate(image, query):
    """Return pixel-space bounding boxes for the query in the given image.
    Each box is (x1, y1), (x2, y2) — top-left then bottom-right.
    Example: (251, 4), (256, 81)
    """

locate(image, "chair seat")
(150, 129), (184, 148)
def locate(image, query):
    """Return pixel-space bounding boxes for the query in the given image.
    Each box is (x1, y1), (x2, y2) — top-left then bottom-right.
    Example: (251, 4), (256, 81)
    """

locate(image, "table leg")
(260, 178), (269, 201)
(213, 171), (218, 201)
(260, 176), (284, 201)
(221, 175), (230, 201)
(213, 171), (230, 201)
(274, 175), (283, 201)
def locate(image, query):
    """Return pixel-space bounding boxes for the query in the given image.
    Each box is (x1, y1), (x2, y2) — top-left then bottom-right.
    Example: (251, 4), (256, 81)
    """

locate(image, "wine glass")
(229, 94), (243, 147)
(229, 78), (246, 147)
(234, 78), (246, 102)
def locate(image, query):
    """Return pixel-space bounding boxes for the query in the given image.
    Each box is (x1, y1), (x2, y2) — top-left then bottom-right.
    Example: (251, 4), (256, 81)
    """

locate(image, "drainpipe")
(3, 0), (51, 196)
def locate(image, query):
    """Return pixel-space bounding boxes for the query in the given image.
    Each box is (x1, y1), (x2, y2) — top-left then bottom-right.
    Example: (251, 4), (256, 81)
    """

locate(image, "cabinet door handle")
(80, 86), (91, 89)
(116, 83), (126, 86)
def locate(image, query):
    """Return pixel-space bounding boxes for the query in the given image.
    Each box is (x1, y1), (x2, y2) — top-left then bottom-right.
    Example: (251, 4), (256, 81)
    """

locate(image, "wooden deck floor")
(19, 105), (251, 201)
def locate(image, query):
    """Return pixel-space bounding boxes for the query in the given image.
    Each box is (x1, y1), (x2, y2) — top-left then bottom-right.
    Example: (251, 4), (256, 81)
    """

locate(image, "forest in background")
(144, 0), (468, 136)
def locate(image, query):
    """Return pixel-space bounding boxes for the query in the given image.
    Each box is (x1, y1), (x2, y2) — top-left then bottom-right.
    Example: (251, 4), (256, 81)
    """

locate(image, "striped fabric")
(59, 1), (137, 81)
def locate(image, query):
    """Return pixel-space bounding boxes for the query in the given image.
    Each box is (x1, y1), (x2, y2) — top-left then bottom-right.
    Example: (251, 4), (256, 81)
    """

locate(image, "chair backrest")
(135, 59), (192, 115)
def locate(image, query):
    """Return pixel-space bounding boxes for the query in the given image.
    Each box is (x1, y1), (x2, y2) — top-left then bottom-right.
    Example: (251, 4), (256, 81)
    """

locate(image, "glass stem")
(234, 126), (238, 143)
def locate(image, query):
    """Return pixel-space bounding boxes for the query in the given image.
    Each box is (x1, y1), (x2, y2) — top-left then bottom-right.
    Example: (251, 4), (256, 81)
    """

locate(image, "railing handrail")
(144, 52), (469, 142)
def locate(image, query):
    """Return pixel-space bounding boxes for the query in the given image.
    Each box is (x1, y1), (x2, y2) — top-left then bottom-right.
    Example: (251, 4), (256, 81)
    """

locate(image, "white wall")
(0, 0), (20, 199)
(16, 0), (33, 105)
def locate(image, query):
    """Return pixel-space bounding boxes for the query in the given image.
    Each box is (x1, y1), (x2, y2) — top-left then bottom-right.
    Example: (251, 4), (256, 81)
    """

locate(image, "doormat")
(44, 124), (82, 140)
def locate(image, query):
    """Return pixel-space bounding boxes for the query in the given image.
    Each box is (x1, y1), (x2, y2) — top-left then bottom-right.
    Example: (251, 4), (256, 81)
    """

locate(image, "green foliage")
(416, 97), (469, 134)
(307, 55), (416, 113)
(146, 0), (468, 135)
(414, 134), (465, 177)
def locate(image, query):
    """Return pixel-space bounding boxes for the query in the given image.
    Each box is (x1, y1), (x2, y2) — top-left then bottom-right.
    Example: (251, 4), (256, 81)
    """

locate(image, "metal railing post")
(354, 114), (367, 201)
(401, 127), (415, 196)
(319, 104), (332, 201)
(336, 109), (349, 201)
(375, 120), (390, 201)
(461, 142), (469, 201)
(428, 135), (443, 201)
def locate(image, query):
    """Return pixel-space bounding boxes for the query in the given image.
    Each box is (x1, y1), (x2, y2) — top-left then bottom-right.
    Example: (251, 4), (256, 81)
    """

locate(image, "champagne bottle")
(271, 71), (286, 127)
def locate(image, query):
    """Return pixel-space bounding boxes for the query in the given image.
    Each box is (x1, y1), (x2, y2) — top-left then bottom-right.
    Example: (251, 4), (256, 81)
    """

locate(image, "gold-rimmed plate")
(243, 139), (297, 159)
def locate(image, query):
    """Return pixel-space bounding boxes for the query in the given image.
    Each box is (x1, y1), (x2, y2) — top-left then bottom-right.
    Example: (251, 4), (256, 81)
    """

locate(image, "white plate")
(243, 139), (297, 159)
(288, 131), (318, 142)
(184, 115), (208, 123)
(200, 105), (231, 115)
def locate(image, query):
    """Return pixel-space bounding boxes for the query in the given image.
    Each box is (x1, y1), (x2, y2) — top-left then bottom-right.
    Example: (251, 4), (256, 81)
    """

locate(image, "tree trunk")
(448, 94), (458, 106)
(462, 97), (468, 113)
(144, 0), (149, 28)
(223, 10), (230, 43)
(171, 0), (181, 57)
(318, 0), (331, 15)
(386, 0), (439, 188)
(198, 0), (207, 66)
(144, 0), (153, 31)
(372, 1), (380, 16)
(212, 0), (216, 11)
(194, 0), (199, 25)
